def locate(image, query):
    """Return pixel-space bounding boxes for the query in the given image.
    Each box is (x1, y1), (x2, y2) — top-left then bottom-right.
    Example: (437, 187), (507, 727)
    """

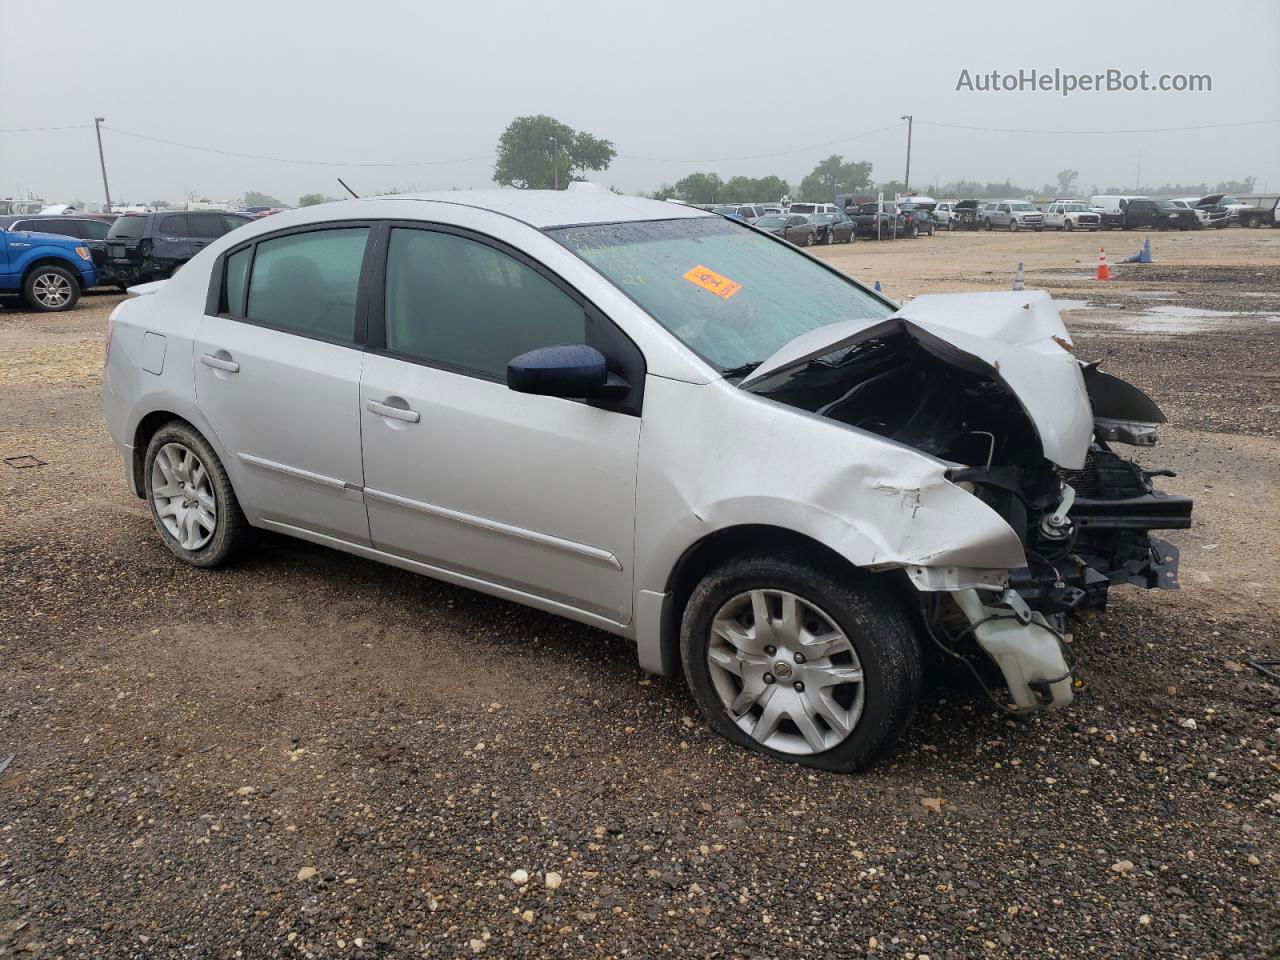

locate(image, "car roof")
(372, 189), (711, 229)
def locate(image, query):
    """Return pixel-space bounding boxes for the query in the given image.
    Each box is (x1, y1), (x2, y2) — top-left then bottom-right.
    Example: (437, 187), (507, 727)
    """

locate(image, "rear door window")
(189, 214), (227, 239)
(245, 228), (370, 342)
(158, 215), (191, 238)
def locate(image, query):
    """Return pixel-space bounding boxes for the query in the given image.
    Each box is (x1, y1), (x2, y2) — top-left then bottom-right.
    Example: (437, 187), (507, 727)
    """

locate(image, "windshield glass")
(549, 217), (891, 371)
(107, 216), (148, 239)
(755, 216), (785, 227)
(1011, 202), (1038, 211)
(1063, 203), (1088, 211)
(711, 206), (736, 215)
(789, 204), (816, 213)
(810, 214), (835, 223)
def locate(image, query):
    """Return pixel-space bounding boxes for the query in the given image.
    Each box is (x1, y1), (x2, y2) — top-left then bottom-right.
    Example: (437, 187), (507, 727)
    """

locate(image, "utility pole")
(1135, 149), (1142, 192)
(94, 117), (112, 213)
(548, 137), (559, 190)
(900, 115), (913, 193)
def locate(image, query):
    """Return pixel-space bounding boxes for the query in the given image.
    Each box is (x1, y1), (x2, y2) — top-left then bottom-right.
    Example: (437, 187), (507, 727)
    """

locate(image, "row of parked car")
(0, 209), (253, 311)
(707, 192), (1279, 244)
(711, 200), (938, 245)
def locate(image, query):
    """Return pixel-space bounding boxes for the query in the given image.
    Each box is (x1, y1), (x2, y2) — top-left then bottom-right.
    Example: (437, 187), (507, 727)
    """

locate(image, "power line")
(915, 118), (1279, 135)
(101, 125), (494, 168)
(616, 122), (905, 163)
(0, 124), (90, 133)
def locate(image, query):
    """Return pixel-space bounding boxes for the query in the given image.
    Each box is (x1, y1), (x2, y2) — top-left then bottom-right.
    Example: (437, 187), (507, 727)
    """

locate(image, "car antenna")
(337, 178), (360, 199)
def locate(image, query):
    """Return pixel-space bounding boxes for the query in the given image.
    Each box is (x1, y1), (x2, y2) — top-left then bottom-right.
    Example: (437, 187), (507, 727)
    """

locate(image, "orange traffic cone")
(1096, 247), (1111, 281)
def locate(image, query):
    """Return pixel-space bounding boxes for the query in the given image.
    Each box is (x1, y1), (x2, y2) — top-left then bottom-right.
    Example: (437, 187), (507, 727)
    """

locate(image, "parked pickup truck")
(0, 227), (97, 311)
(980, 200), (1044, 231)
(1234, 197), (1279, 228)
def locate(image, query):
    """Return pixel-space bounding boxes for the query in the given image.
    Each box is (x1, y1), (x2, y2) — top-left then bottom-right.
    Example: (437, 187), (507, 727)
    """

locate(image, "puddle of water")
(1053, 298), (1093, 312)
(1079, 304), (1280, 334)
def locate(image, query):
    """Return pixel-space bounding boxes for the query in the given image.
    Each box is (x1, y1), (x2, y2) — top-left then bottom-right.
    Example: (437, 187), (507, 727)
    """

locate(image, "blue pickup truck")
(0, 227), (98, 312)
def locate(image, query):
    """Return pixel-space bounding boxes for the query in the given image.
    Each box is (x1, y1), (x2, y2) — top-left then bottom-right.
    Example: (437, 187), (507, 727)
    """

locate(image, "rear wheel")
(680, 554), (921, 773)
(144, 421), (250, 568)
(22, 265), (80, 312)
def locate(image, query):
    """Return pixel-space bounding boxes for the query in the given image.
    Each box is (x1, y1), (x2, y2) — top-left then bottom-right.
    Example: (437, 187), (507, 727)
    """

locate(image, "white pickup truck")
(1044, 200), (1102, 232)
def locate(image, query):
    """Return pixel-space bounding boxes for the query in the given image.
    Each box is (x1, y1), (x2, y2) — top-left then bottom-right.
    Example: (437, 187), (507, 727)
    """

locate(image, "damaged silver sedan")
(102, 191), (1191, 772)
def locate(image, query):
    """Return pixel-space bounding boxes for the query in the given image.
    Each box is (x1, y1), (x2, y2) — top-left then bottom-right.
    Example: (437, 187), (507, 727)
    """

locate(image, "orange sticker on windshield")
(683, 265), (742, 300)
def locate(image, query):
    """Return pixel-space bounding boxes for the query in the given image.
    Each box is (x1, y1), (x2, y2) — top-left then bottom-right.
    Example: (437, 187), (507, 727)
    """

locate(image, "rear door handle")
(366, 398), (420, 423)
(201, 353), (240, 373)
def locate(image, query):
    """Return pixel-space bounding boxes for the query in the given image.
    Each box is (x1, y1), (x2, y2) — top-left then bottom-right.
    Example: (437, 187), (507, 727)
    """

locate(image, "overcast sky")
(2, 0), (1277, 205)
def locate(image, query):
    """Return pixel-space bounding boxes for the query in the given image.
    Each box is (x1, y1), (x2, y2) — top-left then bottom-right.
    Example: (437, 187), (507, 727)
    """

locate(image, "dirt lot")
(2, 228), (1278, 959)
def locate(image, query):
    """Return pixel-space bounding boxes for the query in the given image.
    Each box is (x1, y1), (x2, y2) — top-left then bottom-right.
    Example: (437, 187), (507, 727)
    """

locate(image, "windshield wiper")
(720, 360), (762, 379)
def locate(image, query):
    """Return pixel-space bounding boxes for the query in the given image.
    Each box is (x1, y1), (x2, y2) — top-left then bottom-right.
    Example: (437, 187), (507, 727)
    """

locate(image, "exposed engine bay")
(741, 291), (1193, 712)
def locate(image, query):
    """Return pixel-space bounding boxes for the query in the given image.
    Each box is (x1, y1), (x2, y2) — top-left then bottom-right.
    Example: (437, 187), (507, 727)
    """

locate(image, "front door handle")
(366, 398), (420, 423)
(201, 353), (239, 373)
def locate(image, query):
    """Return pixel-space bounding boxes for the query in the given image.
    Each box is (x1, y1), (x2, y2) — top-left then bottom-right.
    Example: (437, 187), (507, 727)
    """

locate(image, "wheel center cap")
(773, 661), (794, 680)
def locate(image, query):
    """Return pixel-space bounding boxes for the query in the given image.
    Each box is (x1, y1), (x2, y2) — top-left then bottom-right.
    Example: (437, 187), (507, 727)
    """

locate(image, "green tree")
(673, 172), (724, 205)
(297, 193), (331, 207)
(797, 155), (873, 202)
(493, 115), (616, 190)
(244, 190), (284, 208)
(650, 183), (678, 201)
(1054, 169), (1079, 196)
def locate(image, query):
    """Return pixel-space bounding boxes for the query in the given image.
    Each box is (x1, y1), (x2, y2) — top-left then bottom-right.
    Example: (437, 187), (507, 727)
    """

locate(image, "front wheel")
(1008, 219), (1019, 232)
(824, 230), (834, 245)
(22, 265), (81, 312)
(144, 421), (250, 568)
(680, 554), (921, 773)
(804, 232), (815, 246)
(1063, 219), (1074, 231)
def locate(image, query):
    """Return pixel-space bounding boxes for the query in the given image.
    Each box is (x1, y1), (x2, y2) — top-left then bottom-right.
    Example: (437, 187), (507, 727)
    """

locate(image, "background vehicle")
(0, 226), (96, 311)
(897, 202), (936, 237)
(1233, 197), (1278, 227)
(849, 200), (902, 238)
(787, 202), (836, 217)
(981, 200), (1044, 232)
(105, 211), (252, 286)
(1155, 199), (1199, 230)
(755, 213), (819, 245)
(1197, 194), (1253, 223)
(1183, 195), (1232, 228)
(931, 200), (960, 228)
(101, 191), (1189, 773)
(1109, 198), (1162, 230)
(807, 212), (856, 243)
(1166, 198), (1212, 228)
(0, 213), (122, 286)
(1043, 201), (1101, 231)
(711, 204), (766, 223)
(948, 199), (982, 230)
(1090, 195), (1149, 230)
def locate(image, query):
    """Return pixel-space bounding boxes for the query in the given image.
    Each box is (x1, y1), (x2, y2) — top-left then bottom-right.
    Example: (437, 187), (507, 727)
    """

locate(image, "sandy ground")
(1, 229), (1278, 959)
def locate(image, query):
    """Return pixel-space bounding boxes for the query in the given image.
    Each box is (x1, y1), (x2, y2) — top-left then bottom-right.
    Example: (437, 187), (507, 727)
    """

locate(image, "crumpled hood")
(740, 290), (1093, 469)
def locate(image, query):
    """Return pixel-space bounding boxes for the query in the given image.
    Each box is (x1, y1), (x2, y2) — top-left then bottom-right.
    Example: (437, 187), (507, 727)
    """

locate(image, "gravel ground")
(2, 230), (1278, 959)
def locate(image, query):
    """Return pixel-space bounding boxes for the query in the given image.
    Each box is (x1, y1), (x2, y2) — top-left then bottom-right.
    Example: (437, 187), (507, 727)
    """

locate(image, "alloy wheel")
(150, 442), (217, 551)
(706, 589), (865, 756)
(33, 272), (73, 308)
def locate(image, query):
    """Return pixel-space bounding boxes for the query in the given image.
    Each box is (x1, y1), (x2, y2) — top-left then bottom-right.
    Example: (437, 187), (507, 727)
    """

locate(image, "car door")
(359, 224), (641, 623)
(187, 213), (229, 258)
(194, 224), (373, 544)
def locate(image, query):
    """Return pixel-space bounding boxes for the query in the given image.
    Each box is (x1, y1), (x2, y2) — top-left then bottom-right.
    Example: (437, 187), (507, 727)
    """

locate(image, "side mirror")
(507, 344), (629, 400)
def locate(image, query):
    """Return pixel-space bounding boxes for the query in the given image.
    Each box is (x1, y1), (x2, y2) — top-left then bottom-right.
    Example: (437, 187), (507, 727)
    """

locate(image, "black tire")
(680, 553), (922, 773)
(906, 224), (918, 238)
(144, 421), (250, 568)
(1063, 219), (1074, 231)
(804, 232), (814, 246)
(946, 219), (954, 231)
(982, 219), (992, 231)
(22, 264), (81, 312)
(1008, 219), (1019, 232)
(824, 230), (834, 245)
